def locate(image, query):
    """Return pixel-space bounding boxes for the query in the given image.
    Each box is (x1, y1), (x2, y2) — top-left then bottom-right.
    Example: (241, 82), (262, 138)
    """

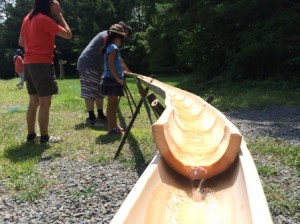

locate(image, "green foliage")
(249, 138), (300, 173)
(0, 0), (32, 78)
(122, 31), (149, 73)
(142, 0), (300, 81)
(69, 185), (95, 198)
(225, 2), (300, 80)
(0, 0), (300, 81)
(176, 75), (300, 111)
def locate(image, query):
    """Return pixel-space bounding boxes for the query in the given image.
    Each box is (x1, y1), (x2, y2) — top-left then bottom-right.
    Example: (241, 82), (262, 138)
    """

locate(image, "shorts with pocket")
(24, 64), (58, 97)
(100, 77), (124, 96)
(79, 69), (104, 99)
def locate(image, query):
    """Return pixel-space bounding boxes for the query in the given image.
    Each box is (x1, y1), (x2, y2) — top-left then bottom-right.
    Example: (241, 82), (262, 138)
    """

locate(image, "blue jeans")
(18, 73), (24, 86)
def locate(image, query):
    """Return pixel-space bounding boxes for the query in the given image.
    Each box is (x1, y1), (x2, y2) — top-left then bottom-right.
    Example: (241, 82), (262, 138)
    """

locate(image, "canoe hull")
(111, 140), (273, 224)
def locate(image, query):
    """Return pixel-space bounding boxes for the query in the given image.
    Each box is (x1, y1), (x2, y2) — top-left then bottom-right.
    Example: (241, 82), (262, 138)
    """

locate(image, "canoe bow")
(126, 72), (242, 179)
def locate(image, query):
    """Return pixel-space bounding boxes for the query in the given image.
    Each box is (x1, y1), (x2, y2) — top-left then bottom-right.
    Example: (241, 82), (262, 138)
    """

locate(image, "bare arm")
(108, 50), (124, 86)
(51, 0), (72, 40)
(122, 58), (131, 72)
(18, 36), (24, 47)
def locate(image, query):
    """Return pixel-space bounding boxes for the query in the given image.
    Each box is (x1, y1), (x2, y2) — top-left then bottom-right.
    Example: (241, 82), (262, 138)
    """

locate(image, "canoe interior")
(111, 73), (272, 224)
(111, 143), (273, 224)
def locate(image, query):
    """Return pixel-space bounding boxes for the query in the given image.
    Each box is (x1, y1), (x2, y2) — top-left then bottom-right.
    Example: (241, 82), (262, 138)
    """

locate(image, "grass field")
(0, 75), (299, 221)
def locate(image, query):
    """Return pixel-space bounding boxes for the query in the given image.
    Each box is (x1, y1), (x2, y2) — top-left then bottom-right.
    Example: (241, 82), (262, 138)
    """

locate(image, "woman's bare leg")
(27, 94), (39, 135)
(38, 95), (52, 136)
(106, 95), (118, 131)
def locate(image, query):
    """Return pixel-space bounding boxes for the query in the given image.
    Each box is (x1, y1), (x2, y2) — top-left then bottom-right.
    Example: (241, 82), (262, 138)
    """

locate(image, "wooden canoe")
(132, 74), (242, 179)
(111, 73), (273, 224)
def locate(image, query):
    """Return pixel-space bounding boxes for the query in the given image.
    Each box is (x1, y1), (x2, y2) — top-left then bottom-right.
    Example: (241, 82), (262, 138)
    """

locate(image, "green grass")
(0, 75), (299, 223)
(175, 75), (300, 111)
(249, 139), (300, 220)
(0, 77), (157, 200)
(249, 138), (300, 173)
(69, 185), (95, 198)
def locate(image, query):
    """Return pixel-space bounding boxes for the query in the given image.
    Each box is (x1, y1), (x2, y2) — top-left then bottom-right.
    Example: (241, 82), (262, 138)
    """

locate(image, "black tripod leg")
(125, 82), (137, 108)
(114, 97), (144, 159)
(123, 86), (134, 115)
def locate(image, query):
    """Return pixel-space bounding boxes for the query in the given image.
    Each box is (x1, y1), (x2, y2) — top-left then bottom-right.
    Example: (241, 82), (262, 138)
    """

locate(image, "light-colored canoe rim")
(134, 74), (242, 179)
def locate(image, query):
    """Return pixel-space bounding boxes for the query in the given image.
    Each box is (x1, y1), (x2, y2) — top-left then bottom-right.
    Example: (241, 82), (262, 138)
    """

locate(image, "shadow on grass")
(93, 108), (148, 175)
(123, 133), (148, 176)
(3, 143), (50, 163)
(74, 122), (88, 130)
(117, 109), (148, 176)
(74, 121), (107, 131)
(96, 132), (122, 144)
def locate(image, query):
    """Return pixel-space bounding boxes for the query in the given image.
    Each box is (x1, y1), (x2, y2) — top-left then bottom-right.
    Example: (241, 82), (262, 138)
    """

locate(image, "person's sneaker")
(40, 135), (61, 144)
(48, 136), (61, 143)
(93, 119), (104, 127)
(27, 133), (37, 143)
(108, 128), (123, 135)
(117, 127), (125, 132)
(98, 114), (107, 121)
(86, 118), (104, 127)
(86, 118), (95, 126)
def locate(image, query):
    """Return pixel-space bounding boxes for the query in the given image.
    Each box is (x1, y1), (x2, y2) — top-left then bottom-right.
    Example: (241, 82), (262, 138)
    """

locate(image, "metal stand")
(114, 77), (165, 159)
(118, 77), (137, 116)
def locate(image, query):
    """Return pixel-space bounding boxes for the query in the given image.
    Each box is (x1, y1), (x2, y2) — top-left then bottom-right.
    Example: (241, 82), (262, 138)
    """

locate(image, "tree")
(0, 0), (31, 78)
(0, 0), (299, 81)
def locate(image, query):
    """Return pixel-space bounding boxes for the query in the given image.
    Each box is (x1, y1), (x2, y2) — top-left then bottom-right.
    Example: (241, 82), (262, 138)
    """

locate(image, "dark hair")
(118, 21), (132, 36)
(29, 0), (52, 20)
(101, 32), (125, 55)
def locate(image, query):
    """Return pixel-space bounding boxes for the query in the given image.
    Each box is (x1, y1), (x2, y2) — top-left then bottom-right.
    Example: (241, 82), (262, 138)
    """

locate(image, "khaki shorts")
(24, 64), (58, 97)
